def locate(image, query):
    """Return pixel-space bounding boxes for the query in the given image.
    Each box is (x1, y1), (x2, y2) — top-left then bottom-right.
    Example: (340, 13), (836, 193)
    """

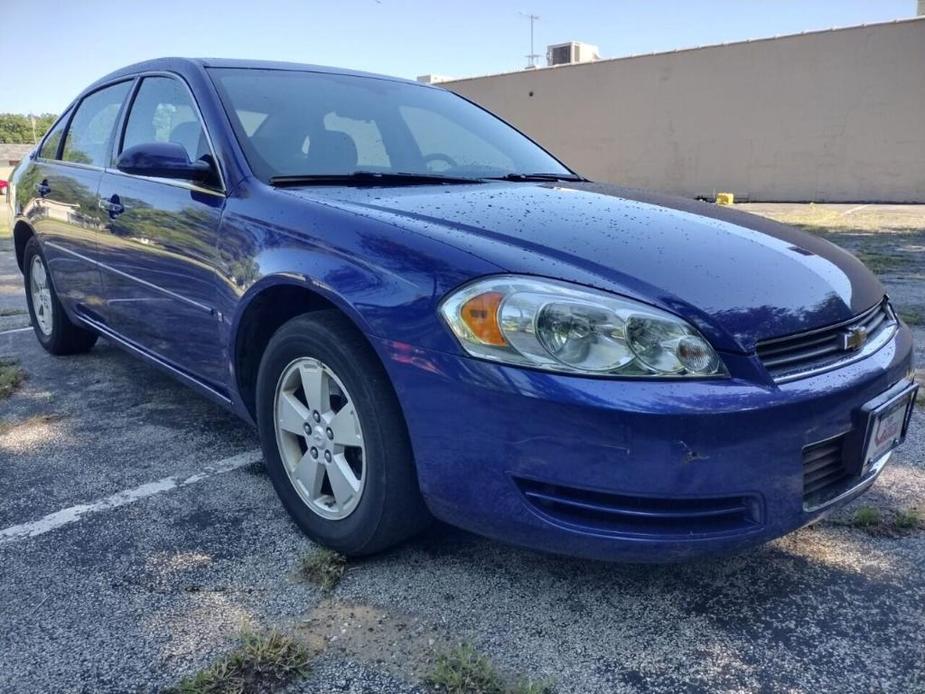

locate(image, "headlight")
(439, 276), (726, 377)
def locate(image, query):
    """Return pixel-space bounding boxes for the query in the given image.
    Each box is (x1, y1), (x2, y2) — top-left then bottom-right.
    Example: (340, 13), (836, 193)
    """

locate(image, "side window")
(322, 112), (390, 168)
(62, 82), (131, 167)
(399, 105), (514, 172)
(122, 76), (209, 162)
(39, 111), (71, 160)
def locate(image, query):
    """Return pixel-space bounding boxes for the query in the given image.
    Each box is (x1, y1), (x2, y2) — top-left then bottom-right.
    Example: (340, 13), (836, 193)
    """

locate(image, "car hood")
(283, 181), (884, 352)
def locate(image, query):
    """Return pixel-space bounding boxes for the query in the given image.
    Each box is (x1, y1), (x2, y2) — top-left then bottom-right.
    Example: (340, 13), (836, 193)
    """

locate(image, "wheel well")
(234, 284), (341, 419)
(13, 221), (34, 272)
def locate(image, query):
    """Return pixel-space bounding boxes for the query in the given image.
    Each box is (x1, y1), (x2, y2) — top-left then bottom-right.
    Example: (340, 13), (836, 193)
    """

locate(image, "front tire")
(23, 237), (98, 355)
(256, 311), (430, 556)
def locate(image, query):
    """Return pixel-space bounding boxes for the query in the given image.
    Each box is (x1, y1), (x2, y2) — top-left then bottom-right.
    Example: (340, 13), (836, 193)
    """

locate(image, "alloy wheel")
(273, 357), (366, 520)
(30, 256), (53, 336)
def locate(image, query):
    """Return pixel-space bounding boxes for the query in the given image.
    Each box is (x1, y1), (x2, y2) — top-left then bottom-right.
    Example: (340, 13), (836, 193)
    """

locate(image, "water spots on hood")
(282, 181), (883, 347)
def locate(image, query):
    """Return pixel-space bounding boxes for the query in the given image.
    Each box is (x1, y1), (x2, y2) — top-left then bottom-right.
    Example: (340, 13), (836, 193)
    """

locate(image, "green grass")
(299, 548), (346, 591)
(426, 644), (553, 694)
(854, 250), (910, 275)
(166, 631), (312, 694)
(840, 506), (923, 536)
(0, 358), (24, 399)
(850, 506), (882, 528)
(894, 509), (921, 531)
(898, 308), (924, 326)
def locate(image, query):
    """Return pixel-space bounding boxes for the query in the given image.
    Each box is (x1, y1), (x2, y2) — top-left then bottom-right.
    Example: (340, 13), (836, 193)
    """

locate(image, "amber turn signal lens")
(460, 291), (507, 346)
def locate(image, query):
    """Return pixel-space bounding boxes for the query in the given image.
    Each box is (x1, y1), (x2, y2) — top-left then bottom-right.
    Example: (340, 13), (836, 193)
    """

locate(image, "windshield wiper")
(484, 173), (585, 182)
(269, 171), (482, 186)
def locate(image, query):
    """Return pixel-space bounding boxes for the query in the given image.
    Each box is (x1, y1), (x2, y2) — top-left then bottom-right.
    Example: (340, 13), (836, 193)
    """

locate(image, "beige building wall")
(444, 18), (925, 202)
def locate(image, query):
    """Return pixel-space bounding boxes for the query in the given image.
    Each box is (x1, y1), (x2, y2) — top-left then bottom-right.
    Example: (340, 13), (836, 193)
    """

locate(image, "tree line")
(0, 114), (58, 144)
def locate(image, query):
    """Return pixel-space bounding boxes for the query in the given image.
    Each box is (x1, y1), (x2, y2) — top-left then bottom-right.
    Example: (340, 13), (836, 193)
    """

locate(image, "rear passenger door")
(27, 82), (131, 317)
(95, 75), (228, 389)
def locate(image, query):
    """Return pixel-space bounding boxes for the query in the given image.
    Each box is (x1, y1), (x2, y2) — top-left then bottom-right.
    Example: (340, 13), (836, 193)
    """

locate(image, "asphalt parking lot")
(1, 205), (924, 693)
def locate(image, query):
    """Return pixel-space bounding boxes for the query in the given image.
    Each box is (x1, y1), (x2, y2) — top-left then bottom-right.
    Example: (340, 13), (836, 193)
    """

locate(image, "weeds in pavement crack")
(426, 643), (553, 694)
(0, 358), (24, 400)
(832, 505), (923, 537)
(165, 630), (312, 694)
(299, 548), (346, 591)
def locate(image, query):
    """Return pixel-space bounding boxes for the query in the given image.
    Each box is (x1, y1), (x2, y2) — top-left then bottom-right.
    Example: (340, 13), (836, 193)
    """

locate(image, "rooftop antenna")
(519, 12), (541, 68)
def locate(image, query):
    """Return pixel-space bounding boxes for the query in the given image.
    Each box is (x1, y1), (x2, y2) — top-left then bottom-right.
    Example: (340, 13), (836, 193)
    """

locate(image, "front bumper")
(372, 324), (914, 562)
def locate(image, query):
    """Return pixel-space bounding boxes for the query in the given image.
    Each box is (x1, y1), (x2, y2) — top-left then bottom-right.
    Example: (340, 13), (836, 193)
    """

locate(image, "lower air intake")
(802, 434), (854, 508)
(514, 478), (762, 538)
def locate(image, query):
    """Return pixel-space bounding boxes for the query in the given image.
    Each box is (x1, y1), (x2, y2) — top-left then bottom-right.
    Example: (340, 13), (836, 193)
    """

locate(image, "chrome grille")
(757, 299), (896, 382)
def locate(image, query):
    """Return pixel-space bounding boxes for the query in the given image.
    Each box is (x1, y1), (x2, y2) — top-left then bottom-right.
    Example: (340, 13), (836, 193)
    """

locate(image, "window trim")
(113, 71), (227, 195)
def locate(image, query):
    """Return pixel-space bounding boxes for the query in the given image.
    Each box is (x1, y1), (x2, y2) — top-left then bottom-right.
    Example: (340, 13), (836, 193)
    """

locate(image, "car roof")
(87, 57), (424, 91)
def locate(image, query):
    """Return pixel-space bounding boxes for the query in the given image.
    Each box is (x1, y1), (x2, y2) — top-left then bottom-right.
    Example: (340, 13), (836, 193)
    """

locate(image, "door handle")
(98, 196), (124, 217)
(36, 180), (50, 197)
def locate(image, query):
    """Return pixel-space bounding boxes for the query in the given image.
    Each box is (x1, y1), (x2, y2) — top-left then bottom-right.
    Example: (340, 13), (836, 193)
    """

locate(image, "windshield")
(208, 68), (573, 183)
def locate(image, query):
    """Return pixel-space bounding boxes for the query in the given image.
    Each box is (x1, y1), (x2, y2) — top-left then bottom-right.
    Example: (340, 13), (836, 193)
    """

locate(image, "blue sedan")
(8, 58), (916, 561)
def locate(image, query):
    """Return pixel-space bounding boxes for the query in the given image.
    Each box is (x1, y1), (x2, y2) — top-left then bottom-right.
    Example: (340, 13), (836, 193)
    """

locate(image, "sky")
(1, 0), (917, 114)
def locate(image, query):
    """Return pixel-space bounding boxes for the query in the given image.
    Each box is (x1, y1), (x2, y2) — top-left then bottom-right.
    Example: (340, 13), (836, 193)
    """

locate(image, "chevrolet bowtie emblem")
(840, 326), (868, 351)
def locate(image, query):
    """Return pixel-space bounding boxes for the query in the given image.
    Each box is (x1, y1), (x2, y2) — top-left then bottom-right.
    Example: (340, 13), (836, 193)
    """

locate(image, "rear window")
(38, 112), (71, 160)
(62, 81), (131, 167)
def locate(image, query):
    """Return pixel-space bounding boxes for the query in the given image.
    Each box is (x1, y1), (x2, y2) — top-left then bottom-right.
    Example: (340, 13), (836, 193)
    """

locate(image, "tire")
(23, 237), (98, 355)
(256, 310), (430, 556)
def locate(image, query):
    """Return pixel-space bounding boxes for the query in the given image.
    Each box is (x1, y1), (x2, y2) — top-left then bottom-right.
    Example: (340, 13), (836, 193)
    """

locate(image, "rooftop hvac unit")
(416, 74), (451, 85)
(546, 42), (600, 66)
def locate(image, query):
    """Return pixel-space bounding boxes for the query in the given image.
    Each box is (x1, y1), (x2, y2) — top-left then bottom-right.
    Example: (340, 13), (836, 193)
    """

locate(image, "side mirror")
(117, 142), (213, 182)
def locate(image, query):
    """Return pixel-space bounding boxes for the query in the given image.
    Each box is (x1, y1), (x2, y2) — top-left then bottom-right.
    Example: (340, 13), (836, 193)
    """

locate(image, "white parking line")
(0, 449), (263, 545)
(0, 327), (32, 336)
(843, 204), (870, 216)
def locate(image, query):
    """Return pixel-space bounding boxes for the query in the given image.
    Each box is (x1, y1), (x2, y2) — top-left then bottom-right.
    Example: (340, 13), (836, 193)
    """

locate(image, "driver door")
(95, 74), (228, 389)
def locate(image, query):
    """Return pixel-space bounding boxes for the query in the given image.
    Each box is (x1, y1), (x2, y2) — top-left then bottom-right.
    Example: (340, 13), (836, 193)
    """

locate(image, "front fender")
(218, 186), (503, 353)
(229, 270), (377, 342)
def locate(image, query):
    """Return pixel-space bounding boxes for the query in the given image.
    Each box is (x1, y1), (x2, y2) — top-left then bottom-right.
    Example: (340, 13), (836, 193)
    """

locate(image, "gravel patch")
(287, 656), (425, 693)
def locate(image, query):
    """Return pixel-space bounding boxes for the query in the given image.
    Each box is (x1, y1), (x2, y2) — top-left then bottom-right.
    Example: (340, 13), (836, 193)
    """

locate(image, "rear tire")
(256, 310), (430, 556)
(23, 237), (97, 355)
